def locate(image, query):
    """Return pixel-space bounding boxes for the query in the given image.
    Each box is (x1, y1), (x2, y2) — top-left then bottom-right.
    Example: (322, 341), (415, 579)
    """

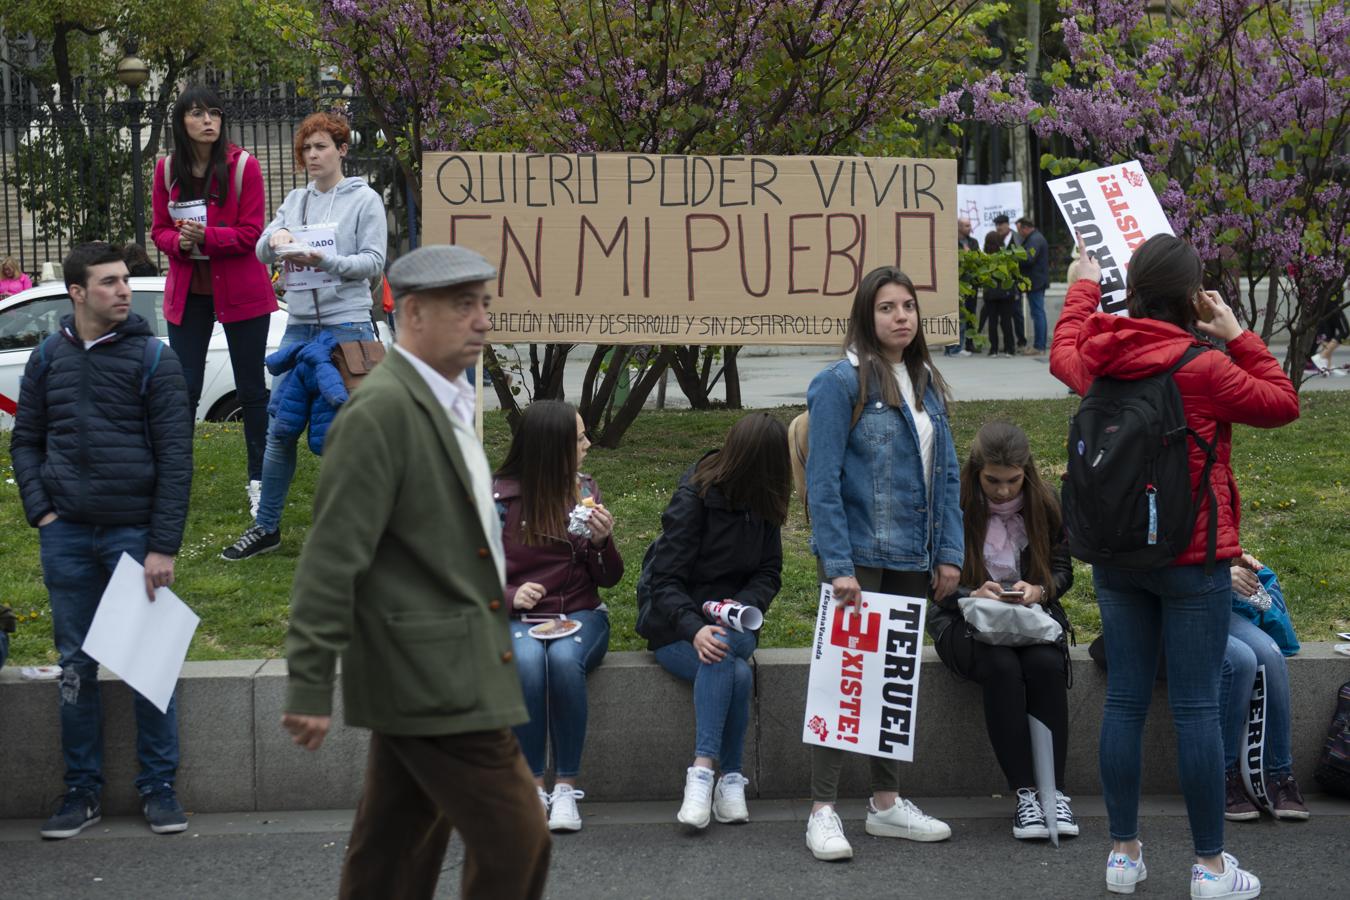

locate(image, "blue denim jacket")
(806, 358), (963, 579)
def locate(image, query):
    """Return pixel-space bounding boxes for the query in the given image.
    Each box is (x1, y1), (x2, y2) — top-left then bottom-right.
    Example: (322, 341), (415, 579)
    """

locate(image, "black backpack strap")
(1170, 344), (1219, 572)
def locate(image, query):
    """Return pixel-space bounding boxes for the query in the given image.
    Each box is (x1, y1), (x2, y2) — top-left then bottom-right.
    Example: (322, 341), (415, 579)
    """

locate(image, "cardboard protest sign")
(282, 223), (341, 292)
(1047, 160), (1173, 315)
(422, 152), (958, 345)
(802, 584), (928, 761)
(956, 181), (1023, 248)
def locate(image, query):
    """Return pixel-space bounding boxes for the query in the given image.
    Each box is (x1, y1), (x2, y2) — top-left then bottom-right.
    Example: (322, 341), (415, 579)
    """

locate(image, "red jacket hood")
(1076, 312), (1204, 381)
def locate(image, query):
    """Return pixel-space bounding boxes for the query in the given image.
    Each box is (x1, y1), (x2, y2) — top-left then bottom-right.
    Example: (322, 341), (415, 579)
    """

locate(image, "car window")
(0, 295), (71, 350)
(132, 291), (165, 335)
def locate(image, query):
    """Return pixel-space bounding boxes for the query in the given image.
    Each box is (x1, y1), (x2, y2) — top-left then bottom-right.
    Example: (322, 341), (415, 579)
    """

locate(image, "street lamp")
(115, 46), (151, 247)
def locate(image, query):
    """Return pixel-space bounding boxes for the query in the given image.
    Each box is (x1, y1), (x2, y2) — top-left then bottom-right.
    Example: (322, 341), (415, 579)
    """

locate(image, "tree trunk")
(593, 348), (675, 448)
(668, 345), (712, 409)
(723, 346), (742, 409)
(483, 346), (523, 432)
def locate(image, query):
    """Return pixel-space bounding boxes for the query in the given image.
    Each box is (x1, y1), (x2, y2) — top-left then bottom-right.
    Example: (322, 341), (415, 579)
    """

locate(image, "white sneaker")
(676, 766), (714, 829)
(536, 786), (551, 815)
(864, 797), (951, 842)
(1191, 852), (1261, 899)
(247, 480), (262, 519)
(805, 806), (853, 860)
(548, 784), (583, 832)
(713, 773), (750, 824)
(1106, 844), (1147, 894)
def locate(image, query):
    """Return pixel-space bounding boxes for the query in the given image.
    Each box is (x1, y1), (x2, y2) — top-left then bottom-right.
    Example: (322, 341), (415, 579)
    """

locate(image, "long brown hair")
(690, 413), (791, 526)
(494, 400), (580, 545)
(843, 266), (950, 417)
(959, 421), (1062, 598)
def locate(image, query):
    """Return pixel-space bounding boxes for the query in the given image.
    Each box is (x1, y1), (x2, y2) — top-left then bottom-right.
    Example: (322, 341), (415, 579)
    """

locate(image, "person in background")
(946, 217), (979, 358)
(803, 266), (960, 860)
(122, 244), (160, 277)
(636, 413), (790, 831)
(152, 85), (277, 515)
(983, 219), (1019, 358)
(1051, 232), (1298, 898)
(495, 400), (622, 833)
(1015, 217), (1050, 357)
(221, 111), (386, 562)
(0, 256), (32, 297)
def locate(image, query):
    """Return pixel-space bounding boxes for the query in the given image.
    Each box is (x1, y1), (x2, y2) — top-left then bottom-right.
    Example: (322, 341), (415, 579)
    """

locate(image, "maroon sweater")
(493, 474), (624, 616)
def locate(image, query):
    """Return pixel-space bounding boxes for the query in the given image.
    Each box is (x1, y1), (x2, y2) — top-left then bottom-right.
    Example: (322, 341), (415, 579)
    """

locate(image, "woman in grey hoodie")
(222, 111), (387, 561)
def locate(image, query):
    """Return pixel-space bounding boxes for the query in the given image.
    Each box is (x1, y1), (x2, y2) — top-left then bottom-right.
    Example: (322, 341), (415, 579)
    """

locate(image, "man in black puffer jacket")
(10, 242), (192, 841)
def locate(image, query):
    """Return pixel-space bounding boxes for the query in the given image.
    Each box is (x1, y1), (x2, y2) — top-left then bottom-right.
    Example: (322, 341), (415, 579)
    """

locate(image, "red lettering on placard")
(830, 605), (881, 653)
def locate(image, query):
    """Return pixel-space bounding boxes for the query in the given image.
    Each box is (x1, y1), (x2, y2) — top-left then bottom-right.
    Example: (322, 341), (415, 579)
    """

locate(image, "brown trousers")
(340, 728), (551, 900)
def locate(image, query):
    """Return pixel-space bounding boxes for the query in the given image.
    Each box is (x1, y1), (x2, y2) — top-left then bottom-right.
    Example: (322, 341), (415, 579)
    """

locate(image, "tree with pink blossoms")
(930, 0), (1350, 387)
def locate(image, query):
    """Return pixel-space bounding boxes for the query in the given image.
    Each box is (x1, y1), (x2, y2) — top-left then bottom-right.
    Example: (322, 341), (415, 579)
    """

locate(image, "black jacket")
(635, 453), (783, 651)
(10, 313), (193, 554)
(1018, 228), (1051, 292)
(926, 521), (1074, 645)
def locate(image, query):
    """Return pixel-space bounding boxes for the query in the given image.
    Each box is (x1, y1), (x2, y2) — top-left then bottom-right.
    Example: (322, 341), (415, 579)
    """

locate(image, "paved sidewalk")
(6, 795), (1345, 899)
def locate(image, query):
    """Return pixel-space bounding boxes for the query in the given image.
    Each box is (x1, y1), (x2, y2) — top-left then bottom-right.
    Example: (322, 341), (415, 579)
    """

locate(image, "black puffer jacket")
(10, 313), (193, 554)
(635, 452), (783, 651)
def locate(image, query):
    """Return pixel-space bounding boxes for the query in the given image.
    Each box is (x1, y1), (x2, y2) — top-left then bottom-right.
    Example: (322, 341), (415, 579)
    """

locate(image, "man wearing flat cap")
(282, 244), (550, 899)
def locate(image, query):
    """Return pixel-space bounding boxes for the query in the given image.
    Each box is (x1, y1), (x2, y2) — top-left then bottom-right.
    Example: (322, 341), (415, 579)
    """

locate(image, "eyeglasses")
(186, 107), (223, 121)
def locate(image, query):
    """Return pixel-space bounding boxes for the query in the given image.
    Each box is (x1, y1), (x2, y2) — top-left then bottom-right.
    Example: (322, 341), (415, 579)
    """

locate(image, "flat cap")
(386, 244), (497, 297)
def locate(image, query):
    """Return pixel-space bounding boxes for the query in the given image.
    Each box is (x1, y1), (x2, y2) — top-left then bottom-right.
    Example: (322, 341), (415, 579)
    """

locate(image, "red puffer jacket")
(493, 474), (624, 616)
(1050, 280), (1299, 566)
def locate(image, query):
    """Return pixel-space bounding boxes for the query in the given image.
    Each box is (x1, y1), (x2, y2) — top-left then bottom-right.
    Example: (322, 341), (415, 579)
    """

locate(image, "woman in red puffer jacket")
(1050, 233), (1297, 898)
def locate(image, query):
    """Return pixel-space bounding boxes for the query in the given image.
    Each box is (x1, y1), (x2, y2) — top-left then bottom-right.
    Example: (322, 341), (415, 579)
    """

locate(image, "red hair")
(293, 113), (352, 165)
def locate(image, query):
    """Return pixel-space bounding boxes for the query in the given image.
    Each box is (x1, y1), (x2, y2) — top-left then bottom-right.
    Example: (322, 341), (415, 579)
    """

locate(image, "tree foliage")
(930, 0), (1350, 386)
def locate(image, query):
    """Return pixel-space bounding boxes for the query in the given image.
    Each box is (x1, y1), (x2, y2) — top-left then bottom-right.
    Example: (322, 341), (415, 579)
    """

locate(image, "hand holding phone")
(998, 590), (1025, 601)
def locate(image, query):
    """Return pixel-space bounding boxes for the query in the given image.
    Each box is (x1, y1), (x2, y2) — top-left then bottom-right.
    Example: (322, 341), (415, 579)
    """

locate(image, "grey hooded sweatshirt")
(256, 176), (387, 324)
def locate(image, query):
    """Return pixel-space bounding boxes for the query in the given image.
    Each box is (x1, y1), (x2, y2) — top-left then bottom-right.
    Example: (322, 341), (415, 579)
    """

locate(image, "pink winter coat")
(151, 144), (278, 326)
(0, 273), (32, 296)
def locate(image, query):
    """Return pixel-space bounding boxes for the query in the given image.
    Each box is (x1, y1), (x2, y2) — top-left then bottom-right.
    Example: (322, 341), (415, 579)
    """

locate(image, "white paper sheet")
(168, 199), (209, 261)
(81, 553), (199, 713)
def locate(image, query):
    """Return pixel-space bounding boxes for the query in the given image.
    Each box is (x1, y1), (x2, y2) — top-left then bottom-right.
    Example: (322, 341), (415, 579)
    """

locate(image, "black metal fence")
(0, 89), (406, 281)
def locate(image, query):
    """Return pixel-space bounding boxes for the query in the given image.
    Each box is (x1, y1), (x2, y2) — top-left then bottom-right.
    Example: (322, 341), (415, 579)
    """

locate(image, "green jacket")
(284, 349), (526, 735)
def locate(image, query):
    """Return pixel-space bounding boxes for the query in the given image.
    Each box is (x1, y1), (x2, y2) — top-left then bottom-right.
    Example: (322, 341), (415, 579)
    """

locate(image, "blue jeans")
(1094, 563), (1231, 857)
(39, 520), (179, 795)
(1027, 289), (1047, 351)
(254, 321), (376, 532)
(510, 609), (610, 778)
(1220, 612), (1292, 775)
(654, 628), (757, 774)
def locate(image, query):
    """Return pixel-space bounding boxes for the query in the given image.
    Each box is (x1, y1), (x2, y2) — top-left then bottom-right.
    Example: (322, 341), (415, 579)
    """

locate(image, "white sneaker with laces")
(1054, 789), (1080, 837)
(247, 480), (262, 519)
(1012, 787), (1049, 840)
(712, 773), (750, 823)
(1106, 844), (1147, 894)
(536, 786), (551, 814)
(805, 806), (853, 860)
(548, 784), (583, 832)
(676, 766), (714, 829)
(1191, 852), (1261, 899)
(864, 797), (951, 841)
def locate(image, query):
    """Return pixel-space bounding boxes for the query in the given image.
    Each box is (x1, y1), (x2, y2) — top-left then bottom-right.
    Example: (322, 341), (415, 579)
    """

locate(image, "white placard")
(802, 584), (927, 761)
(81, 553), (200, 714)
(168, 199), (208, 261)
(282, 223), (341, 292)
(1047, 160), (1173, 315)
(956, 182), (1023, 249)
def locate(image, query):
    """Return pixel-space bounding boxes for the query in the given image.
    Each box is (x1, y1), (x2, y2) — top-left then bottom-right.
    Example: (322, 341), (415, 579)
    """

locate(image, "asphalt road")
(5, 795), (1345, 899)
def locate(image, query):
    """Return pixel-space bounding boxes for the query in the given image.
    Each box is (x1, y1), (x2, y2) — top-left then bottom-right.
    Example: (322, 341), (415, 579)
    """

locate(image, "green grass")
(4, 393), (1348, 664)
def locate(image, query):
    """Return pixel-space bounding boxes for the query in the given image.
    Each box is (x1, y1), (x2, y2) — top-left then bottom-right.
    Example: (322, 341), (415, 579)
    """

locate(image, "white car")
(0, 277), (289, 429)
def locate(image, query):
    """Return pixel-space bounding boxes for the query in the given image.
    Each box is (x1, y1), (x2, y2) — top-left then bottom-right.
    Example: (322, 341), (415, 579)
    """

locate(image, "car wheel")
(206, 393), (243, 422)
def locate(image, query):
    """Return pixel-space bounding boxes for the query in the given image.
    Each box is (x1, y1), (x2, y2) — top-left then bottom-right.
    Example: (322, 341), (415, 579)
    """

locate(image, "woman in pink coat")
(0, 257), (31, 297)
(151, 85), (277, 513)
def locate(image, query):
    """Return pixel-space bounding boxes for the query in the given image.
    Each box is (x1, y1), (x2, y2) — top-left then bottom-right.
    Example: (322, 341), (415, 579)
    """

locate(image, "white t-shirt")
(892, 362), (934, 495)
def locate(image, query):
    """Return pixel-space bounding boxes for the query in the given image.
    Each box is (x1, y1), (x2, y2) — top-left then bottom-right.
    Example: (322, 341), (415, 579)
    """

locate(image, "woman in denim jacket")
(802, 266), (963, 861)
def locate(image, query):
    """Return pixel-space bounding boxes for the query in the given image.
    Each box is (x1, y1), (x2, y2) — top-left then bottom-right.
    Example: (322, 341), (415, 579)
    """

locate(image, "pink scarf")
(984, 494), (1027, 582)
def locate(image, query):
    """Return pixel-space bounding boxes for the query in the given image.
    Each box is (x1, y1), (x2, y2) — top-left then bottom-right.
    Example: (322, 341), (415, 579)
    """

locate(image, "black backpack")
(1314, 680), (1350, 798)
(1063, 345), (1217, 571)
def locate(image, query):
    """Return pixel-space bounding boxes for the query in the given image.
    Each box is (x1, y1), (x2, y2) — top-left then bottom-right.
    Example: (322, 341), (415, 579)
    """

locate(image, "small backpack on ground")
(1314, 680), (1350, 798)
(1062, 345), (1218, 571)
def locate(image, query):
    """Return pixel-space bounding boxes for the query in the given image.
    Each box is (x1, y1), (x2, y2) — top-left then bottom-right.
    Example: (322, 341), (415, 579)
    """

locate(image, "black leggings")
(166, 292), (270, 481)
(984, 296), (1017, 354)
(935, 622), (1068, 790)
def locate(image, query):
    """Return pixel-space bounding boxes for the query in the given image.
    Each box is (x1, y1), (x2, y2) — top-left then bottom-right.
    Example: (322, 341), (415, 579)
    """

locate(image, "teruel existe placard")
(422, 152), (958, 345)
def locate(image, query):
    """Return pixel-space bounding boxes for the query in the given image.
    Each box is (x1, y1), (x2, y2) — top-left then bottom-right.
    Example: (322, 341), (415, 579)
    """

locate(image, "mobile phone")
(999, 590), (1025, 599)
(1193, 292), (1215, 323)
